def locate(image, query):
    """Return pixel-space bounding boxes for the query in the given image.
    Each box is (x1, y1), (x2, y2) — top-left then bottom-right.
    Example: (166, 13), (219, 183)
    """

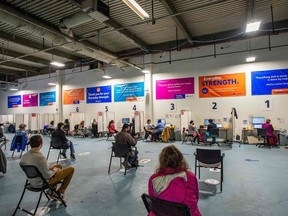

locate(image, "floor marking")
(78, 152), (91, 156)
(139, 159), (151, 163)
(245, 159), (259, 162)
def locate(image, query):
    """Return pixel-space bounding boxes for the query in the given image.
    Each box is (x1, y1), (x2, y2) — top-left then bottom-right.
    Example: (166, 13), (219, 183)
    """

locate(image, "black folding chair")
(13, 165), (66, 216)
(194, 148), (225, 192)
(256, 128), (269, 148)
(141, 193), (191, 216)
(108, 142), (131, 175)
(46, 140), (69, 163)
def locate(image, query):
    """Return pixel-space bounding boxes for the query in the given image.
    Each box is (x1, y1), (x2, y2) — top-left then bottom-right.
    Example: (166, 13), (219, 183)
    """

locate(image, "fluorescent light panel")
(48, 82), (57, 86)
(141, 69), (150, 74)
(10, 88), (19, 91)
(102, 75), (111, 79)
(50, 61), (65, 67)
(246, 21), (261, 33)
(122, 0), (149, 20)
(246, 56), (256, 62)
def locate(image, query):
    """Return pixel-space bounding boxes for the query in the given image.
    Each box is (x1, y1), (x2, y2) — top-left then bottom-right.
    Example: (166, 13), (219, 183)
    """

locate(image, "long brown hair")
(156, 145), (189, 173)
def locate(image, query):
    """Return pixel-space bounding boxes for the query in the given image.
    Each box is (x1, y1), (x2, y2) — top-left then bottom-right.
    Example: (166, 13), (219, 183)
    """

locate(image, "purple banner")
(156, 77), (195, 100)
(23, 93), (38, 107)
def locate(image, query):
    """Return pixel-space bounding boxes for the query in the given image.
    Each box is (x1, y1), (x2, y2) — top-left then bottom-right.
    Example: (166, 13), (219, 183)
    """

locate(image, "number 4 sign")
(262, 98), (273, 111)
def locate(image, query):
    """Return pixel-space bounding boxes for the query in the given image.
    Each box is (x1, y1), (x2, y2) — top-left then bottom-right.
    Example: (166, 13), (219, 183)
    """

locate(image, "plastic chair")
(12, 165), (66, 216)
(194, 148), (225, 192)
(108, 142), (131, 176)
(141, 193), (191, 216)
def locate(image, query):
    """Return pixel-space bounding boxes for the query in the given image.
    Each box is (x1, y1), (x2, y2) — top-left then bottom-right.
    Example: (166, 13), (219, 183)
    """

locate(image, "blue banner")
(114, 82), (144, 102)
(39, 91), (56, 106)
(8, 95), (21, 108)
(86, 85), (112, 103)
(251, 69), (288, 95)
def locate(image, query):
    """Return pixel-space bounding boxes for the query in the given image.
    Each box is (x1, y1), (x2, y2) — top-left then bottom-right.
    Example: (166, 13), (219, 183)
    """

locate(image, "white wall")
(0, 32), (288, 137)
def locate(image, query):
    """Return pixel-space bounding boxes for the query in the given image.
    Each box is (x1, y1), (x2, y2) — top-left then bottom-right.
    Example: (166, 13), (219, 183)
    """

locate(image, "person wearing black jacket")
(204, 119), (217, 143)
(51, 122), (76, 159)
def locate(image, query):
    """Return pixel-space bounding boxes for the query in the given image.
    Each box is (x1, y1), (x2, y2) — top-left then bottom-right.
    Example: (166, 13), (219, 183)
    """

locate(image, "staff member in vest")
(51, 122), (76, 160)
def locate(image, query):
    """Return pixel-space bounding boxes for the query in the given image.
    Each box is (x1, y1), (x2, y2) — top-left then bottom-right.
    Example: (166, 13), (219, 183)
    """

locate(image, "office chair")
(205, 128), (220, 147)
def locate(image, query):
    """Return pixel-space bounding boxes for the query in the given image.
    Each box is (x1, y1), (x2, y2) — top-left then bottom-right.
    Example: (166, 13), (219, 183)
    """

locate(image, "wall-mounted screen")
(204, 119), (210, 126)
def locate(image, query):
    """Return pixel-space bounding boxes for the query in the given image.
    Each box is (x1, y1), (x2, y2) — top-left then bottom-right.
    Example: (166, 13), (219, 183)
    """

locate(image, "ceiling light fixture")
(48, 82), (57, 86)
(10, 88), (19, 91)
(246, 21), (261, 33)
(246, 56), (256, 62)
(141, 69), (150, 74)
(50, 61), (65, 67)
(122, 0), (149, 20)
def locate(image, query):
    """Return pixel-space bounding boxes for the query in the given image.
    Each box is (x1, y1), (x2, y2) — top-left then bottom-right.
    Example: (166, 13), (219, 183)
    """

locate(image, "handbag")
(193, 131), (198, 137)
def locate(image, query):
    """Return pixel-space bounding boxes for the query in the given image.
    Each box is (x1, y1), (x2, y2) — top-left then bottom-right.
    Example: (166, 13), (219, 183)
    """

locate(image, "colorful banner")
(86, 85), (112, 103)
(8, 95), (21, 108)
(199, 73), (246, 98)
(63, 88), (85, 105)
(114, 82), (144, 102)
(23, 93), (38, 107)
(251, 69), (288, 95)
(156, 77), (195, 100)
(40, 91), (56, 106)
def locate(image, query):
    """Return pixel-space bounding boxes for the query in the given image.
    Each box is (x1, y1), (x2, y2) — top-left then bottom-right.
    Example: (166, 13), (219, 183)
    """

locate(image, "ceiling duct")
(0, 6), (129, 67)
(60, 0), (109, 30)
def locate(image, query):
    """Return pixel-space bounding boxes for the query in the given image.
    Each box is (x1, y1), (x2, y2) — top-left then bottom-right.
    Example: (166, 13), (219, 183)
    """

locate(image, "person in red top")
(262, 118), (278, 144)
(108, 120), (118, 134)
(148, 145), (201, 216)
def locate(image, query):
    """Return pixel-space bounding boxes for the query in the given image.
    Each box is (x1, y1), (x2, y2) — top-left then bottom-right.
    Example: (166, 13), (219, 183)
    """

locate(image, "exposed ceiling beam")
(0, 62), (37, 71)
(159, 0), (194, 44)
(0, 70), (22, 77)
(246, 0), (255, 21)
(0, 30), (81, 61)
(1, 49), (50, 65)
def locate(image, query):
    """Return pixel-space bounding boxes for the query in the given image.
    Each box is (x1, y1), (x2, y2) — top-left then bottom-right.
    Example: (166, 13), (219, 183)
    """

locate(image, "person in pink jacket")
(148, 145), (201, 216)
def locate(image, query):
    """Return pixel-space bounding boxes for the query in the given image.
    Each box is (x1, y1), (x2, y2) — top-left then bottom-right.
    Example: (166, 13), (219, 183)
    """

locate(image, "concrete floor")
(1, 134), (288, 216)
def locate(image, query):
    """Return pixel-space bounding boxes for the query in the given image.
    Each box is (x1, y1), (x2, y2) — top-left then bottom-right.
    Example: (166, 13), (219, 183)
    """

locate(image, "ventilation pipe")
(0, 7), (127, 67)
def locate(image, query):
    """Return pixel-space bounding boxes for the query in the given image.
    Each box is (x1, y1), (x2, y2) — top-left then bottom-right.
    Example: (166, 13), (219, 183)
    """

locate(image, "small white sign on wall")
(210, 100), (220, 112)
(262, 98), (273, 111)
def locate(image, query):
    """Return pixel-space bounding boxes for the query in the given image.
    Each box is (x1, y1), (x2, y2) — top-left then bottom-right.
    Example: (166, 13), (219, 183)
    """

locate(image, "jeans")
(128, 149), (138, 164)
(62, 140), (75, 155)
(48, 164), (74, 194)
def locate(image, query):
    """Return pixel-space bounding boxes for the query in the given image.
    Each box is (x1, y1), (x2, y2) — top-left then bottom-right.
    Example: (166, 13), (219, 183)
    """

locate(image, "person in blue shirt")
(152, 119), (164, 141)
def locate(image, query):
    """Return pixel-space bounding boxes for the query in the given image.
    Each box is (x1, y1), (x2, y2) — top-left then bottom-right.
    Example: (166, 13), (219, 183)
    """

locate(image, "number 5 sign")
(262, 98), (273, 111)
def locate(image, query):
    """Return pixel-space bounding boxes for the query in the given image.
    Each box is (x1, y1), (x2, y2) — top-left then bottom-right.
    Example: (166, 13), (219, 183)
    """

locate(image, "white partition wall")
(70, 112), (85, 129)
(105, 111), (115, 131)
(24, 114), (30, 129)
(15, 114), (24, 129)
(38, 114), (45, 129)
(30, 113), (38, 131)
(8, 114), (14, 123)
(180, 110), (192, 130)
(134, 111), (144, 133)
(54, 113), (60, 125)
(97, 112), (104, 132)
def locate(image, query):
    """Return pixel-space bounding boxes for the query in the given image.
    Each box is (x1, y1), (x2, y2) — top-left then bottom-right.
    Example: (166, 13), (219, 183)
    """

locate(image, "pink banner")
(23, 93), (38, 107)
(156, 77), (195, 100)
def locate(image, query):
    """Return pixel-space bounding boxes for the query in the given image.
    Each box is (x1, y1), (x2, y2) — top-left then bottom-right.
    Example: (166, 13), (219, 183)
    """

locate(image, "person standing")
(91, 119), (99, 138)
(204, 119), (217, 143)
(20, 135), (74, 200)
(148, 145), (201, 216)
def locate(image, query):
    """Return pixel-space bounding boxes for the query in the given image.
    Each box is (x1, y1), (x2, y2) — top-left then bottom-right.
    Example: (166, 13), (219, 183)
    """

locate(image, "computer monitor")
(216, 123), (223, 128)
(252, 117), (265, 124)
(122, 118), (130, 124)
(165, 123), (171, 127)
(90, 119), (94, 124)
(204, 119), (210, 126)
(156, 119), (166, 125)
(253, 124), (262, 129)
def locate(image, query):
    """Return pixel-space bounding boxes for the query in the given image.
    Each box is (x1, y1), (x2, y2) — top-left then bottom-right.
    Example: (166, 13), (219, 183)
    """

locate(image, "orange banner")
(272, 88), (288, 95)
(64, 88), (85, 105)
(199, 73), (246, 98)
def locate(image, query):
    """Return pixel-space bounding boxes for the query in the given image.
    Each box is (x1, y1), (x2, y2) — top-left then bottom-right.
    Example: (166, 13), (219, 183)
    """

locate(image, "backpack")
(8, 124), (15, 133)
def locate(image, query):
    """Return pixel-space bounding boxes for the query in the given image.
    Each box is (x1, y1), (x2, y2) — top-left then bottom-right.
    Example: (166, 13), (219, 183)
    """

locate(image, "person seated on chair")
(152, 119), (164, 141)
(91, 119), (99, 138)
(262, 118), (278, 144)
(148, 145), (201, 216)
(20, 134), (74, 201)
(48, 121), (56, 134)
(204, 119), (217, 143)
(144, 119), (154, 140)
(51, 122), (76, 160)
(108, 120), (118, 135)
(15, 123), (30, 140)
(188, 120), (200, 144)
(63, 119), (70, 135)
(115, 123), (138, 167)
